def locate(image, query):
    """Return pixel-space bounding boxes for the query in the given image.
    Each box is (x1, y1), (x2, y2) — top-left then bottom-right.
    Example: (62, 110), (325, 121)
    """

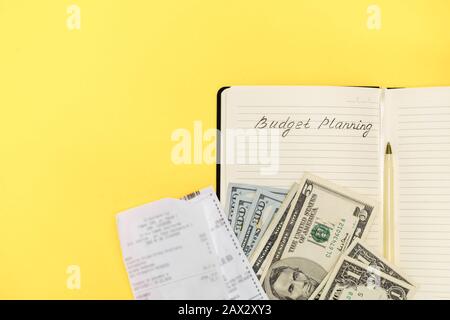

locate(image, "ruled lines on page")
(388, 88), (450, 300)
(220, 86), (383, 251)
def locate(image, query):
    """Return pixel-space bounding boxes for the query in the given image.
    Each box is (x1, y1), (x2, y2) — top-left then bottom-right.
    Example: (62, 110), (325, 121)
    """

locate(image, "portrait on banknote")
(263, 257), (326, 300)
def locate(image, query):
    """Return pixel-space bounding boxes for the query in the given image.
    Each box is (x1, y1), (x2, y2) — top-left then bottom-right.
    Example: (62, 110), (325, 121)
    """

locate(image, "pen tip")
(386, 142), (392, 154)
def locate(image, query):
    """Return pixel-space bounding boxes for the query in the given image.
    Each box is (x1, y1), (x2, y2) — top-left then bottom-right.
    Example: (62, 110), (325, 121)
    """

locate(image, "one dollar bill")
(319, 256), (415, 300)
(309, 239), (415, 300)
(344, 239), (415, 286)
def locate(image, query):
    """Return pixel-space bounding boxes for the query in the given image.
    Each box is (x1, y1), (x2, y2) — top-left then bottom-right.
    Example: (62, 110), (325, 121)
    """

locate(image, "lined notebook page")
(388, 87), (450, 299)
(219, 86), (383, 251)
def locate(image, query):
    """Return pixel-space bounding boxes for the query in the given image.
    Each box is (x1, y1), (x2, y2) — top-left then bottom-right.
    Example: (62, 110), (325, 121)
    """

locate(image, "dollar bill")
(225, 184), (287, 225)
(345, 239), (415, 286)
(249, 183), (299, 279)
(264, 187), (289, 197)
(239, 190), (285, 257)
(319, 257), (415, 300)
(308, 272), (330, 300)
(226, 184), (257, 225)
(261, 173), (377, 300)
(232, 195), (254, 237)
(308, 239), (415, 300)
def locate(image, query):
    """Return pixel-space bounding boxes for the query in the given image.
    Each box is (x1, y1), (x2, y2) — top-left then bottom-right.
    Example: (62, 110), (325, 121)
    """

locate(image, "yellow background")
(0, 0), (449, 299)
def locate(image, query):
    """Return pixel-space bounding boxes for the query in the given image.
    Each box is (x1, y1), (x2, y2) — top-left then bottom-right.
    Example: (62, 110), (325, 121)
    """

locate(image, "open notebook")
(217, 86), (450, 300)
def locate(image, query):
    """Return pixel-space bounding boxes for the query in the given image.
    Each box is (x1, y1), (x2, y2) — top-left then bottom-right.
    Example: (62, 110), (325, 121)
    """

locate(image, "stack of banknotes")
(225, 173), (417, 300)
